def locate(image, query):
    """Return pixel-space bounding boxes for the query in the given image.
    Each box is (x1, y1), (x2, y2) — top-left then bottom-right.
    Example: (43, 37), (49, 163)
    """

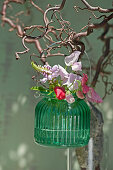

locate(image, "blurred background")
(0, 0), (113, 170)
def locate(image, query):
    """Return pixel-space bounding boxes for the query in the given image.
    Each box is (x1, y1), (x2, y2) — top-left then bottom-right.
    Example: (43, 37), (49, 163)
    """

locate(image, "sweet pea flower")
(82, 84), (90, 94)
(54, 86), (66, 100)
(65, 93), (75, 103)
(65, 51), (82, 72)
(51, 65), (70, 86)
(81, 74), (103, 103)
(81, 73), (89, 94)
(58, 65), (69, 80)
(63, 73), (82, 91)
(71, 62), (82, 71)
(86, 87), (103, 103)
(82, 73), (88, 85)
(65, 51), (81, 66)
(76, 91), (85, 99)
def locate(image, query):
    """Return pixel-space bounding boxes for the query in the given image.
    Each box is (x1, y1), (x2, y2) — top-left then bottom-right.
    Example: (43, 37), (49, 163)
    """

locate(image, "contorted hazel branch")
(81, 0), (113, 13)
(0, 0), (113, 99)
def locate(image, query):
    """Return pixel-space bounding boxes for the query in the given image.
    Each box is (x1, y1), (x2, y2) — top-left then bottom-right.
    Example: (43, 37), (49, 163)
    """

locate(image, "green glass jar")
(34, 95), (90, 148)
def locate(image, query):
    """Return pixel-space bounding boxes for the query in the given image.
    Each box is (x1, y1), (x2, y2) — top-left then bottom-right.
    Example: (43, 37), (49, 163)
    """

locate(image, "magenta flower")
(86, 87), (103, 103)
(82, 73), (88, 85)
(81, 73), (103, 103)
(81, 73), (89, 94)
(82, 84), (90, 94)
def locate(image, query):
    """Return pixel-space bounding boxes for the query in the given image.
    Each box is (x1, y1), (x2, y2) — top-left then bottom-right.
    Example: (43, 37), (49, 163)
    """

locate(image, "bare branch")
(72, 13), (113, 41)
(44, 0), (66, 26)
(1, 0), (113, 99)
(30, 0), (44, 14)
(81, 0), (113, 13)
(15, 36), (29, 59)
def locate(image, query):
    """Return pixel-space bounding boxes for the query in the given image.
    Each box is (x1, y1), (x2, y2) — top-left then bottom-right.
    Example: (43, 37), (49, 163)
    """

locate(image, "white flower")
(62, 73), (82, 90)
(71, 62), (82, 71)
(64, 51), (81, 66)
(58, 65), (69, 79)
(40, 77), (48, 83)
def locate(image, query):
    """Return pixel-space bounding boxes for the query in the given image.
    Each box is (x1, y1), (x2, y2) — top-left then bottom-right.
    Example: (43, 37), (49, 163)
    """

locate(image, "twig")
(81, 0), (113, 13)
(15, 36), (29, 59)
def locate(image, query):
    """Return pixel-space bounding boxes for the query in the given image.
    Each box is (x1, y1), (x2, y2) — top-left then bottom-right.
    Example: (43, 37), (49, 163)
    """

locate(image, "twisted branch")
(1, 0), (113, 98)
(81, 0), (113, 13)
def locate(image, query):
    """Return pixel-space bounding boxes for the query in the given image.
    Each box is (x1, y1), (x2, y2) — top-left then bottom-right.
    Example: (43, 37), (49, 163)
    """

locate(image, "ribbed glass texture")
(34, 96), (90, 148)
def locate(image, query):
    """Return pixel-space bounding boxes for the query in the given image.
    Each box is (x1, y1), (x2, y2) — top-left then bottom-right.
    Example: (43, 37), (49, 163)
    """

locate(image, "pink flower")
(82, 73), (88, 85)
(86, 87), (103, 103)
(82, 84), (90, 94)
(54, 86), (66, 100)
(81, 74), (103, 103)
(76, 91), (85, 99)
(65, 93), (75, 103)
(81, 73), (89, 94)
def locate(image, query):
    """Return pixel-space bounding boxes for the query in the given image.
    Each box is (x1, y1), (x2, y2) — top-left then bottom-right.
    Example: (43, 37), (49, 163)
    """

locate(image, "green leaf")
(31, 86), (48, 93)
(31, 86), (40, 91)
(38, 86), (47, 91)
(77, 80), (81, 87)
(66, 90), (71, 95)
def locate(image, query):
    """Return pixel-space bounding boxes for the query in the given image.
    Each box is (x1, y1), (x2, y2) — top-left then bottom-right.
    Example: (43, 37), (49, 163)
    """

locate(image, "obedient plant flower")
(31, 62), (52, 74)
(40, 65), (59, 83)
(40, 64), (69, 84)
(50, 65), (59, 77)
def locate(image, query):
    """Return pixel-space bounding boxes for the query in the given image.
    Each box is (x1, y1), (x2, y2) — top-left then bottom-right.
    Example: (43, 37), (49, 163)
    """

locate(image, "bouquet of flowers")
(31, 51), (103, 104)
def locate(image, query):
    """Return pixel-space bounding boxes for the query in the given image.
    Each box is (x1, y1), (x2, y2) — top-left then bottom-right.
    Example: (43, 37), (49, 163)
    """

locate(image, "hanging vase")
(34, 94), (90, 148)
